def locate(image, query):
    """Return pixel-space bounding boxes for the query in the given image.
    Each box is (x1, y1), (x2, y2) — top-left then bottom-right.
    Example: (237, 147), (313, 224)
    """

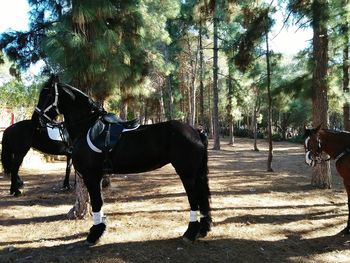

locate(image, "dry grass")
(1, 138), (350, 263)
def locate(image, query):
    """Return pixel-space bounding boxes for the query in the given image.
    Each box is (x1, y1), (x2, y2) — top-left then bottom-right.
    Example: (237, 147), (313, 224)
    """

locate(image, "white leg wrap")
(189, 210), (199, 222)
(93, 211), (104, 225)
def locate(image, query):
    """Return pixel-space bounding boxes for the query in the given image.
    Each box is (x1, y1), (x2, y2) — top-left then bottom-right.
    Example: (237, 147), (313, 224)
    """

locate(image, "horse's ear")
(53, 74), (60, 83)
(303, 125), (310, 138)
(315, 123), (322, 133)
(49, 73), (59, 82)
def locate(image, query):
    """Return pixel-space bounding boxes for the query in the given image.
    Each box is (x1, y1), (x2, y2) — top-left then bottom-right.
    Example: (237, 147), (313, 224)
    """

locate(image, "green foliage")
(0, 0), (349, 136)
(234, 6), (272, 72)
(1, 0), (179, 103)
(0, 79), (40, 109)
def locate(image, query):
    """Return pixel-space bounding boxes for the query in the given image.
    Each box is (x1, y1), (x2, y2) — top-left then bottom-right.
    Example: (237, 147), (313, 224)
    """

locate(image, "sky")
(0, 0), (313, 73)
(0, 0), (29, 33)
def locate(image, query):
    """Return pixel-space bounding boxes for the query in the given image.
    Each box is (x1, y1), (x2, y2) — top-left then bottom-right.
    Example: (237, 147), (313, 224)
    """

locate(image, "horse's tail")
(1, 128), (12, 175)
(196, 130), (210, 216)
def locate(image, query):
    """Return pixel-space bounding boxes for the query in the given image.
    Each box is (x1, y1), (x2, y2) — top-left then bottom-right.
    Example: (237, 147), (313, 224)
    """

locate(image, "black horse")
(35, 75), (212, 244)
(1, 110), (73, 196)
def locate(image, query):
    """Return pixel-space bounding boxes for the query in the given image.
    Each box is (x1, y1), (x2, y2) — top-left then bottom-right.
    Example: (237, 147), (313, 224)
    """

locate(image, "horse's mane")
(59, 83), (90, 99)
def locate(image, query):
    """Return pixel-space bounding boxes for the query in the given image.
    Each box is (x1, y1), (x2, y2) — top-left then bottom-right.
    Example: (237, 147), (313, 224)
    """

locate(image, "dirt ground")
(1, 137), (350, 263)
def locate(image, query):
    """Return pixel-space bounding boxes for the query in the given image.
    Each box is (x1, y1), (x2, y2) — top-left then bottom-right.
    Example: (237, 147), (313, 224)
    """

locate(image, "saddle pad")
(47, 126), (63, 141)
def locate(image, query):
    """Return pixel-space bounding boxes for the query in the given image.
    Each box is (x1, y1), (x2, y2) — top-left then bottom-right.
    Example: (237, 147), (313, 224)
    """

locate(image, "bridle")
(304, 135), (330, 167)
(35, 82), (61, 124)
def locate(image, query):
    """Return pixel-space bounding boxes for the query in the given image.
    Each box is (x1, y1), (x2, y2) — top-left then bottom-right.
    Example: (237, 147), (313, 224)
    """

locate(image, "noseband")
(304, 136), (330, 167)
(35, 82), (61, 124)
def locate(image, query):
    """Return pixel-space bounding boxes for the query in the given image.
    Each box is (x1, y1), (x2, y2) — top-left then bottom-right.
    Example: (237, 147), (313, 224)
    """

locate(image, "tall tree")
(343, 25), (350, 131)
(212, 3), (221, 149)
(288, 0), (331, 188)
(340, 0), (350, 130)
(265, 10), (274, 172)
(311, 0), (331, 188)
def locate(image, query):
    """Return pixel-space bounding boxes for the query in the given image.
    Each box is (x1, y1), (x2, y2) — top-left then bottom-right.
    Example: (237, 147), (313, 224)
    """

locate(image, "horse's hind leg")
(180, 176), (201, 242)
(62, 155), (73, 190)
(195, 148), (212, 238)
(180, 174), (212, 242)
(83, 173), (106, 245)
(10, 153), (25, 196)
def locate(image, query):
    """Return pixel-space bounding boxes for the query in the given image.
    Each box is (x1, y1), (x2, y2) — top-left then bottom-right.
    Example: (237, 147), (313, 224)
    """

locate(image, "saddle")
(87, 113), (139, 154)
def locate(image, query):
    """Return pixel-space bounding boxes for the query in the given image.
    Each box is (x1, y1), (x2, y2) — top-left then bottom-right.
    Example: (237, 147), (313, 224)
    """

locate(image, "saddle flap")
(89, 119), (106, 139)
(87, 117), (123, 153)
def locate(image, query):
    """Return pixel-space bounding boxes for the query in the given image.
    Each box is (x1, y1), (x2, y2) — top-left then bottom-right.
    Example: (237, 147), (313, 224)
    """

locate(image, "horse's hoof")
(199, 216), (213, 238)
(14, 190), (22, 197)
(10, 188), (22, 196)
(339, 227), (350, 236)
(86, 223), (106, 245)
(183, 221), (200, 242)
(61, 185), (71, 191)
(10, 190), (22, 197)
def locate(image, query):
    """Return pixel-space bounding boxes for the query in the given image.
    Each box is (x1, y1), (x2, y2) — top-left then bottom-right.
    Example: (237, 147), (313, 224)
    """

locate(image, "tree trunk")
(343, 22), (350, 131)
(159, 87), (166, 122)
(227, 67), (234, 146)
(265, 15), (273, 172)
(67, 172), (92, 219)
(311, 0), (331, 188)
(166, 74), (174, 120)
(120, 98), (128, 120)
(199, 18), (205, 126)
(190, 70), (196, 127)
(189, 37), (199, 127)
(253, 97), (260, 151)
(212, 11), (220, 150)
(164, 44), (174, 121)
(208, 81), (213, 138)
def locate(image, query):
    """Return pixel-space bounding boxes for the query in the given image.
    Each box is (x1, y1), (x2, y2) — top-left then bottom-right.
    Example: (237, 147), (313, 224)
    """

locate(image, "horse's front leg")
(340, 179), (350, 235)
(83, 172), (106, 245)
(346, 197), (350, 234)
(62, 155), (73, 190)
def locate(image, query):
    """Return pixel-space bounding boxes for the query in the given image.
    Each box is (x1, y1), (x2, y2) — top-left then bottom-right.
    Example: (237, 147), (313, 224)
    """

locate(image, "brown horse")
(304, 125), (350, 235)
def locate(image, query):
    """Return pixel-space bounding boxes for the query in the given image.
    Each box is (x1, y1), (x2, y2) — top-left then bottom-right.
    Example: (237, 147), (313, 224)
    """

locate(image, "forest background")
(0, 0), (349, 188)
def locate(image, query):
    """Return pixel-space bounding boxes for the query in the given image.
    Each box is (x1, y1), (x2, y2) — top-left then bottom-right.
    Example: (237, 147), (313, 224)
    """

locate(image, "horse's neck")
(64, 113), (99, 142)
(30, 112), (41, 126)
(320, 130), (350, 158)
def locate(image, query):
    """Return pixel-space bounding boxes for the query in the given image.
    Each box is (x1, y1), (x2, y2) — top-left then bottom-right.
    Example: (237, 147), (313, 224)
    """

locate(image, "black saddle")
(87, 113), (139, 153)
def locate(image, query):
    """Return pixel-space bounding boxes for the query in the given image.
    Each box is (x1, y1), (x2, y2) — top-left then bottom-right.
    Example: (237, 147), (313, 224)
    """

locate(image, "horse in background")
(1, 110), (73, 196)
(35, 75), (212, 244)
(304, 125), (350, 235)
